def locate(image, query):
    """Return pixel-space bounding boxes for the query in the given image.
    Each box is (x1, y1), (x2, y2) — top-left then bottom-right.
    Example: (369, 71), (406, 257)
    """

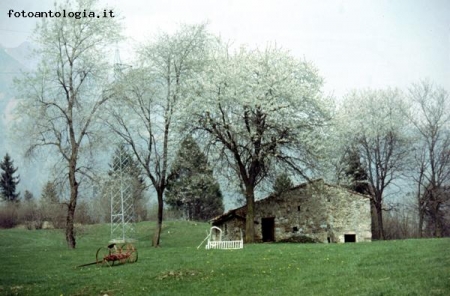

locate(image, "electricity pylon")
(109, 145), (136, 243)
(109, 49), (135, 243)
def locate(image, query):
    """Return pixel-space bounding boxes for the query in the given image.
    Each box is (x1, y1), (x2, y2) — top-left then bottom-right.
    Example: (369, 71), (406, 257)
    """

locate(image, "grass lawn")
(0, 221), (449, 295)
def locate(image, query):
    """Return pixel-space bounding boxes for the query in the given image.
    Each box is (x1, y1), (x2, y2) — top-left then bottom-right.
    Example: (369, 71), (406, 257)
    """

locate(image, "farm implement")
(77, 243), (138, 267)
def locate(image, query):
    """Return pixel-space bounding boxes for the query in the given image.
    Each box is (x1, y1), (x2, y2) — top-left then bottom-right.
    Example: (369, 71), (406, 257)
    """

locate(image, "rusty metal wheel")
(96, 247), (114, 266)
(121, 243), (138, 263)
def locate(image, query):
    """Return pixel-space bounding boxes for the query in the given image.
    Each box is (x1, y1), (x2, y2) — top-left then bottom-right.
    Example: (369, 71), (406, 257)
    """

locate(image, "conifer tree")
(23, 190), (34, 202)
(40, 180), (66, 228)
(0, 153), (20, 202)
(166, 136), (224, 221)
(272, 174), (294, 196)
(342, 146), (371, 195)
(41, 181), (59, 204)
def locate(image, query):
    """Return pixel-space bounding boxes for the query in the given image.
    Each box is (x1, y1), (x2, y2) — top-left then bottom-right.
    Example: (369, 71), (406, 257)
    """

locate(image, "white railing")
(206, 239), (243, 250)
(198, 226), (243, 250)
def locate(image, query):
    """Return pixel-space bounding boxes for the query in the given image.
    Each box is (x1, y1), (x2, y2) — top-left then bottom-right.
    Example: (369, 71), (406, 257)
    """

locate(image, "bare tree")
(338, 89), (410, 240)
(13, 0), (122, 248)
(407, 81), (450, 237)
(106, 24), (211, 247)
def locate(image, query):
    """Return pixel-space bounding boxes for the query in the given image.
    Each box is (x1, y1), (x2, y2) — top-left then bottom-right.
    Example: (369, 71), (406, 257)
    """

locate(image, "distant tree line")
(0, 152), (97, 229)
(335, 83), (450, 239)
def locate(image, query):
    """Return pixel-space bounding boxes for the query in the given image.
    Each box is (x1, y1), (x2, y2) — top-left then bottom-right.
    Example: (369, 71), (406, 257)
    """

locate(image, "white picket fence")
(198, 226), (243, 250)
(206, 239), (243, 250)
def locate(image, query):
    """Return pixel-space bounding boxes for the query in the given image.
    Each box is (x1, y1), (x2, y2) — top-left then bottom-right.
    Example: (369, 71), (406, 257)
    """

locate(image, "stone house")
(211, 179), (372, 243)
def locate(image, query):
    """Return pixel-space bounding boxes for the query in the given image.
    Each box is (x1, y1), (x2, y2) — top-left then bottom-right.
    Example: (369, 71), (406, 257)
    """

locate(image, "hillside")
(0, 221), (448, 295)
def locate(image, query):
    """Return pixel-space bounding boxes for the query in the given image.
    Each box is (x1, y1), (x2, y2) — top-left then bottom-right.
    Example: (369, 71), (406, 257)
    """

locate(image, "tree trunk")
(370, 200), (379, 240)
(418, 208), (424, 238)
(376, 203), (385, 240)
(245, 185), (255, 243)
(435, 219), (443, 238)
(433, 204), (443, 238)
(66, 164), (78, 249)
(66, 199), (77, 249)
(152, 191), (164, 247)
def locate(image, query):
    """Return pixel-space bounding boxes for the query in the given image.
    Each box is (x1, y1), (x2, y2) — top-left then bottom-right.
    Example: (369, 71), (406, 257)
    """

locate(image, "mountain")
(0, 42), (44, 199)
(0, 47), (24, 93)
(4, 42), (37, 71)
(0, 44), (25, 148)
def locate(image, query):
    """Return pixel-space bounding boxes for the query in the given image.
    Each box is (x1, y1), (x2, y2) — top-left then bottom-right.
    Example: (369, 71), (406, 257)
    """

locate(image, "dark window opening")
(293, 227), (298, 233)
(344, 234), (356, 243)
(297, 206), (301, 211)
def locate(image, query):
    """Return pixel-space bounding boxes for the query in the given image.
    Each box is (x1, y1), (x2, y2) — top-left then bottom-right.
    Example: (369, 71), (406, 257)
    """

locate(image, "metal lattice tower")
(114, 47), (131, 80)
(109, 49), (134, 243)
(109, 146), (136, 244)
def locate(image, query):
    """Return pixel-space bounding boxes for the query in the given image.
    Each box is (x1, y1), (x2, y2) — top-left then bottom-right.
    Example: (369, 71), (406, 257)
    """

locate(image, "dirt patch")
(157, 269), (202, 280)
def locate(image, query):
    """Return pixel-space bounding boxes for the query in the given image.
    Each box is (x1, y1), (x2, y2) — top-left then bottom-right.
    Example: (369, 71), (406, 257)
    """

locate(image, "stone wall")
(215, 180), (372, 243)
(220, 217), (245, 241)
(323, 184), (372, 242)
(253, 184), (328, 242)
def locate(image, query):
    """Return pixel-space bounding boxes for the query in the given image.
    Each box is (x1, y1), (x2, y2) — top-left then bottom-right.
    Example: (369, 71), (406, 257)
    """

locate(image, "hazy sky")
(0, 0), (448, 201)
(1, 0), (449, 98)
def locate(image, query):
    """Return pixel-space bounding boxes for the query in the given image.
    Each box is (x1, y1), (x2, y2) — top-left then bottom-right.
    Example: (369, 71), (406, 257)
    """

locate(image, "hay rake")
(77, 243), (138, 268)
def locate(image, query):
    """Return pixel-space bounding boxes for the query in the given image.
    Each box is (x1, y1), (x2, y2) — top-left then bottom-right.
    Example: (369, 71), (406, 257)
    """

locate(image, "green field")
(0, 221), (448, 296)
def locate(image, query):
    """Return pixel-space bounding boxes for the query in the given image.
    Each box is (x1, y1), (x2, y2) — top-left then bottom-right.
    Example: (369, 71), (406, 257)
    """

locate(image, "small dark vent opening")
(344, 234), (356, 243)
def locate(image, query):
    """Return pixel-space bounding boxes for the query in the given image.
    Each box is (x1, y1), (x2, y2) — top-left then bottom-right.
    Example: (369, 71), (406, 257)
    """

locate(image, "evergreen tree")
(40, 180), (66, 228)
(341, 146), (380, 239)
(41, 181), (59, 204)
(342, 146), (371, 195)
(0, 153), (20, 202)
(23, 190), (34, 202)
(272, 174), (294, 196)
(166, 136), (224, 221)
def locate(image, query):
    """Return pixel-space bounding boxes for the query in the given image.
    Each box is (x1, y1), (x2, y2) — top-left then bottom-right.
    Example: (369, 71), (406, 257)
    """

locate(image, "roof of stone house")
(210, 178), (370, 225)
(210, 208), (247, 225)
